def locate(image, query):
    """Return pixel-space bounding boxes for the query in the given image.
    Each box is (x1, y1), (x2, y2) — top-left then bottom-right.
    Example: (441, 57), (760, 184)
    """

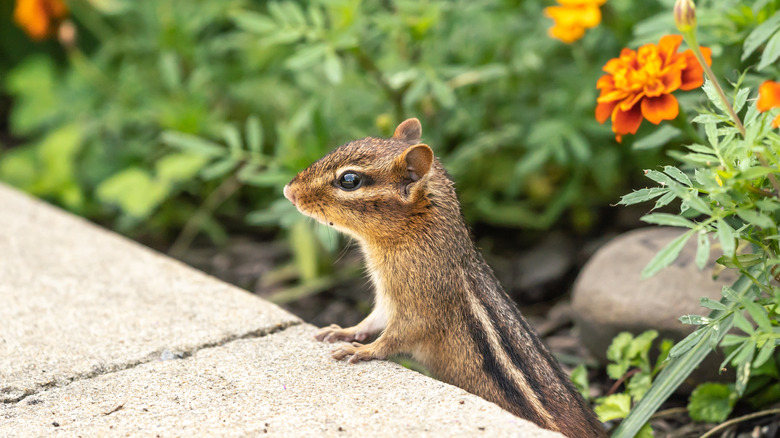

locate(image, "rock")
(572, 227), (737, 386)
(488, 232), (576, 303)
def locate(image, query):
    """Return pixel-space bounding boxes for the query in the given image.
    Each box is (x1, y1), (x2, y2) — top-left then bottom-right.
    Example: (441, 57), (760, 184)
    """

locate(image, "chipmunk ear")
(399, 143), (433, 182)
(392, 118), (422, 144)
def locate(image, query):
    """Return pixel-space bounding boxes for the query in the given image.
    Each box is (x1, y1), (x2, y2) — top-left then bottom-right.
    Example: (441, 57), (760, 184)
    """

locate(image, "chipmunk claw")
(315, 324), (370, 343)
(331, 342), (380, 364)
(314, 324), (344, 342)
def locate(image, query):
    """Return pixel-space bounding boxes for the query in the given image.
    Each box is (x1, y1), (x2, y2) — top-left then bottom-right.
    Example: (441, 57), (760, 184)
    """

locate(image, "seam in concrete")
(2, 319), (302, 404)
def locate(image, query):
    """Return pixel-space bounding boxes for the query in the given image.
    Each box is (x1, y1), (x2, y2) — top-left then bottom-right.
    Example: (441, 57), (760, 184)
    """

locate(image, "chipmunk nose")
(283, 184), (296, 205)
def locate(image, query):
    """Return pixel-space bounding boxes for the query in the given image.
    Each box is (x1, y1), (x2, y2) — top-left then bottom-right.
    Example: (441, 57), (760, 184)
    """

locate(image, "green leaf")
(285, 43), (327, 70)
(290, 219), (319, 281)
(739, 166), (776, 180)
(200, 159), (238, 180)
(156, 153), (209, 183)
(754, 340), (776, 368)
(617, 187), (666, 206)
(161, 131), (225, 158)
(717, 253), (762, 269)
(717, 219), (736, 259)
(699, 297), (727, 311)
(633, 125), (680, 150)
(733, 87), (751, 113)
(246, 116), (263, 155)
(430, 79), (456, 108)
(31, 123), (85, 208)
(570, 364), (590, 400)
(695, 231), (711, 270)
(636, 424), (654, 438)
(641, 230), (694, 278)
(231, 11), (277, 34)
(159, 52), (181, 91)
(323, 50), (343, 84)
(644, 169), (675, 187)
(732, 311), (755, 335)
(628, 330), (659, 360)
(736, 209), (775, 229)
(627, 371), (653, 401)
(239, 169), (293, 187)
(641, 213), (694, 228)
(664, 165), (691, 186)
(744, 301), (772, 332)
(687, 383), (736, 423)
(594, 393), (631, 422)
(743, 11), (780, 60)
(736, 361), (752, 396)
(703, 80), (728, 115)
(720, 334), (748, 347)
(680, 191), (712, 215)
(607, 332), (634, 362)
(5, 56), (59, 135)
(669, 326), (708, 358)
(721, 286), (741, 302)
(654, 191), (676, 210)
(679, 314), (710, 325)
(96, 168), (169, 218)
(223, 124), (243, 155)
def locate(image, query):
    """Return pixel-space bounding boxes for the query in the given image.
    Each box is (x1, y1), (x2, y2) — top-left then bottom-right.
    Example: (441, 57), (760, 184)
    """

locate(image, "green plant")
(572, 331), (672, 438)
(608, 1), (780, 436)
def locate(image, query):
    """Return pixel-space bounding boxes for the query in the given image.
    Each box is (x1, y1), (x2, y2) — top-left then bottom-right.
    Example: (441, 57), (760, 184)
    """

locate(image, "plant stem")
(168, 174), (242, 258)
(699, 408), (780, 438)
(682, 33), (745, 136)
(681, 31), (780, 197)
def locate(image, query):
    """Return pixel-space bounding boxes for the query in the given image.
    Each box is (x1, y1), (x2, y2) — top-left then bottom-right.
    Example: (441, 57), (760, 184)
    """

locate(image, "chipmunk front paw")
(331, 342), (385, 364)
(314, 324), (370, 343)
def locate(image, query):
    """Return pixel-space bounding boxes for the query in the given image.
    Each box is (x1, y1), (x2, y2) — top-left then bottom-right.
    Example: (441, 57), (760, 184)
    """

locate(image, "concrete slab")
(0, 184), (301, 403)
(0, 325), (562, 437)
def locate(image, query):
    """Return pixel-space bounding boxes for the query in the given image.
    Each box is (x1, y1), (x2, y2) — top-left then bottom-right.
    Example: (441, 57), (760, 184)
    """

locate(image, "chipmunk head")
(284, 118), (443, 243)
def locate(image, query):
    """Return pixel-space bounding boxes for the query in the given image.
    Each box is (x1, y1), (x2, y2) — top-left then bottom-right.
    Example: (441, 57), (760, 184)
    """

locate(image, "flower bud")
(58, 20), (77, 50)
(674, 0), (697, 33)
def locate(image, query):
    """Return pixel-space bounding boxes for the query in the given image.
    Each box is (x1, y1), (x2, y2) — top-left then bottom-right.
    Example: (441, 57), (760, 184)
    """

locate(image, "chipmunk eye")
(337, 172), (362, 191)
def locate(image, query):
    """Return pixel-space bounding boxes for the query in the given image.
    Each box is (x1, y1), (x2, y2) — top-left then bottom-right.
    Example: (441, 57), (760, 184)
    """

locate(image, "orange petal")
(773, 114), (780, 129)
(548, 23), (586, 43)
(578, 5), (602, 29)
(597, 88), (629, 104)
(596, 74), (614, 90)
(612, 104), (643, 137)
(660, 64), (683, 93)
(679, 47), (711, 91)
(596, 100), (617, 124)
(641, 94), (679, 124)
(619, 92), (644, 111)
(658, 35), (684, 61)
(757, 80), (780, 112)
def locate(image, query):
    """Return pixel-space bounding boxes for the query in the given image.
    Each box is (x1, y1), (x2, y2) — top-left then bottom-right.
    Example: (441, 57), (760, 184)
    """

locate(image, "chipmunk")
(283, 118), (605, 437)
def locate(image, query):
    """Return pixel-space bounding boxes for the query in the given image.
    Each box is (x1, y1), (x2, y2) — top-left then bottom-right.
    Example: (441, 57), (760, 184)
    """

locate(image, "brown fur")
(283, 118), (605, 438)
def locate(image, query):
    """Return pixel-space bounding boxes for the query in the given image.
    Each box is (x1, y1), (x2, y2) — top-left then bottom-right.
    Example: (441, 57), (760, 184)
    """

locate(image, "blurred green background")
(0, 0), (765, 303)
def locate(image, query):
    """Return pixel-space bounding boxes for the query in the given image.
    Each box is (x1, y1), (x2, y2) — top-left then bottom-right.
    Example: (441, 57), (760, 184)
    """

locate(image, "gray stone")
(0, 325), (561, 437)
(572, 227), (735, 381)
(0, 184), (300, 403)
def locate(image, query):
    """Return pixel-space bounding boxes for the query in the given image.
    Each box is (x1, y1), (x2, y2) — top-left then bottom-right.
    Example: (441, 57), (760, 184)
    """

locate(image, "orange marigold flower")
(544, 0), (607, 44)
(595, 35), (712, 142)
(13, 0), (68, 41)
(757, 80), (780, 128)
